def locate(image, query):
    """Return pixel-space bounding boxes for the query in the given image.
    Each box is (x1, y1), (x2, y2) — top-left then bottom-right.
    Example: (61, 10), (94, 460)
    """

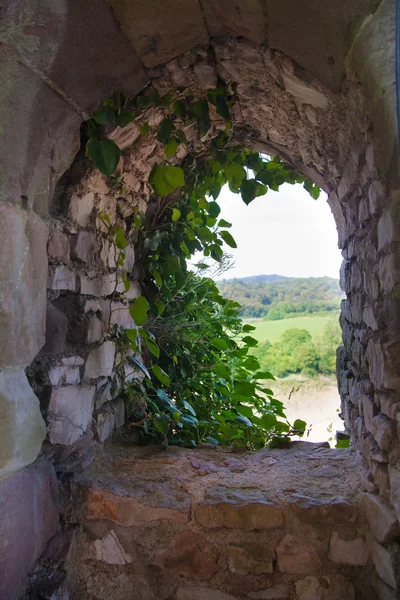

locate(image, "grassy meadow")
(244, 313), (340, 344)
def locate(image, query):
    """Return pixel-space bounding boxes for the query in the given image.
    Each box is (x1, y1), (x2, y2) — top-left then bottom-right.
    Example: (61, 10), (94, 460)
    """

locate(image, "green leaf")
(218, 219), (232, 228)
(150, 164), (185, 197)
(189, 99), (210, 135)
(152, 269), (163, 288)
(92, 105), (115, 125)
(155, 300), (165, 315)
(224, 162), (246, 193)
(219, 230), (237, 248)
(211, 337), (229, 351)
(86, 139), (121, 177)
(183, 400), (196, 416)
(336, 439), (350, 448)
(205, 436), (219, 445)
(242, 324), (256, 332)
(242, 336), (258, 347)
(154, 413), (171, 434)
(207, 201), (221, 218)
(115, 228), (127, 250)
(207, 88), (231, 121)
(130, 356), (151, 379)
(236, 415), (253, 427)
(152, 365), (171, 386)
(157, 118), (175, 143)
(129, 296), (149, 326)
(140, 121), (150, 135)
(172, 100), (186, 119)
(172, 207), (181, 222)
(261, 413), (278, 429)
(240, 179), (266, 205)
(293, 419), (307, 433)
(164, 137), (179, 158)
(145, 337), (160, 358)
(253, 371), (275, 380)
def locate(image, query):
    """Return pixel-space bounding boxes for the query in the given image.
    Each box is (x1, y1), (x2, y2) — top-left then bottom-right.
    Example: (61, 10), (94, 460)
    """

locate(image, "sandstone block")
(0, 367), (47, 479)
(113, 399), (125, 429)
(362, 493), (400, 543)
(175, 588), (239, 600)
(80, 272), (124, 297)
(87, 315), (103, 344)
(68, 192), (96, 228)
(108, 0), (207, 67)
(47, 266), (76, 292)
(226, 544), (273, 575)
(247, 584), (290, 599)
(154, 531), (219, 580)
(47, 228), (70, 263)
(201, 0), (266, 43)
(276, 534), (323, 574)
(93, 530), (132, 565)
(0, 204), (48, 367)
(328, 532), (369, 565)
(0, 458), (59, 600)
(388, 465), (400, 522)
(48, 385), (95, 445)
(284, 493), (357, 526)
(367, 534), (400, 589)
(282, 73), (328, 109)
(70, 231), (98, 263)
(83, 484), (191, 526)
(84, 341), (116, 380)
(39, 303), (68, 356)
(295, 576), (355, 600)
(49, 365), (81, 386)
(94, 410), (115, 443)
(373, 414), (395, 453)
(195, 486), (284, 530)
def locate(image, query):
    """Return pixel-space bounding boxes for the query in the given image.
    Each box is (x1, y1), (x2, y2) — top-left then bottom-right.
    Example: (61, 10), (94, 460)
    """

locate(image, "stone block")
(388, 465), (400, 522)
(0, 204), (48, 368)
(84, 341), (116, 380)
(363, 306), (378, 331)
(266, 0), (379, 91)
(94, 409), (115, 443)
(108, 0), (207, 67)
(83, 484), (191, 526)
(49, 365), (81, 386)
(110, 302), (134, 328)
(80, 272), (124, 297)
(68, 192), (96, 228)
(247, 585), (290, 600)
(70, 231), (98, 263)
(47, 228), (70, 263)
(39, 303), (68, 356)
(201, 0), (266, 43)
(47, 266), (76, 292)
(362, 394), (378, 433)
(48, 385), (95, 445)
(0, 367), (47, 479)
(0, 457), (59, 600)
(61, 356), (84, 367)
(282, 73), (328, 109)
(362, 493), (400, 543)
(176, 589), (239, 600)
(93, 530), (132, 565)
(367, 339), (400, 390)
(295, 576), (355, 600)
(328, 532), (369, 565)
(87, 315), (103, 344)
(373, 414), (395, 452)
(378, 212), (400, 250)
(367, 534), (400, 589)
(3, 0), (148, 115)
(113, 399), (125, 429)
(369, 181), (386, 216)
(276, 534), (323, 574)
(99, 238), (117, 270)
(153, 531), (219, 580)
(226, 544), (273, 575)
(195, 486), (284, 530)
(0, 44), (81, 213)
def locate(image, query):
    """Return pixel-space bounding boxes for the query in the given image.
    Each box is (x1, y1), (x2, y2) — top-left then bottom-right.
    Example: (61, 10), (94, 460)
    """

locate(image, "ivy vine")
(85, 85), (320, 449)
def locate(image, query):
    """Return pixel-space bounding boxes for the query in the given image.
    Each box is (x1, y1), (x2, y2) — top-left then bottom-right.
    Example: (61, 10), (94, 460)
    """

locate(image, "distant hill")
(224, 274), (288, 284)
(217, 275), (343, 319)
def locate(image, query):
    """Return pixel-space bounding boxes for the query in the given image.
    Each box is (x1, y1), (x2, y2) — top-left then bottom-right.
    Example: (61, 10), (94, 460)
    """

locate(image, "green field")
(245, 313), (340, 344)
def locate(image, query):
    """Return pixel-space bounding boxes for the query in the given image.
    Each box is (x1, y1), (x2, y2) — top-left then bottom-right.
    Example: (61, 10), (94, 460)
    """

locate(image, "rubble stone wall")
(0, 0), (399, 598)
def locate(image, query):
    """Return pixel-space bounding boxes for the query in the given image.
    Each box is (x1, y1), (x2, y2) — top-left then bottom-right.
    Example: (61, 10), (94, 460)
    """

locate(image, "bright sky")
(215, 183), (343, 280)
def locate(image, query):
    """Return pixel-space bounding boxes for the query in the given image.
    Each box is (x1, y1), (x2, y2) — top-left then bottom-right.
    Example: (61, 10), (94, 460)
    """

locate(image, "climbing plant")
(85, 85), (320, 449)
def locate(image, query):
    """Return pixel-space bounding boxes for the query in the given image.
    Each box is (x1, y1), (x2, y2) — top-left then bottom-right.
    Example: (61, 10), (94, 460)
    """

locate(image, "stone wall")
(0, 0), (399, 598)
